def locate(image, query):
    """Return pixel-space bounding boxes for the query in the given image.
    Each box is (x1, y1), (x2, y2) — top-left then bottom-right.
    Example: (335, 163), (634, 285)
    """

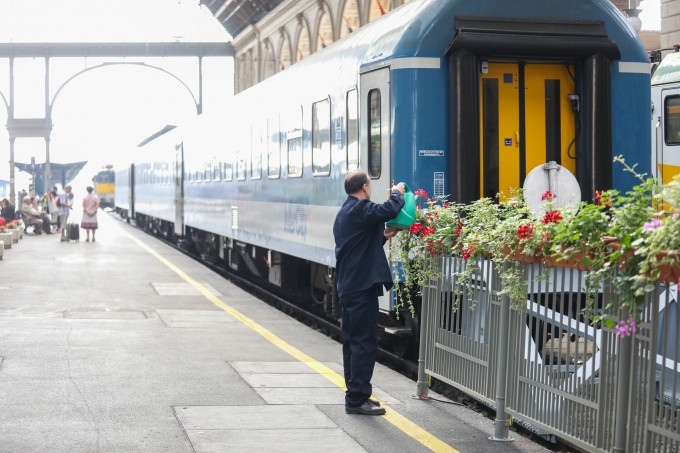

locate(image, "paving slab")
(0, 213), (556, 453)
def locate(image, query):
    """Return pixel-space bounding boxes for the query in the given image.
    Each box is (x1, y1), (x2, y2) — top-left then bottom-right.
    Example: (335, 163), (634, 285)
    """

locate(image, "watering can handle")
(392, 181), (411, 193)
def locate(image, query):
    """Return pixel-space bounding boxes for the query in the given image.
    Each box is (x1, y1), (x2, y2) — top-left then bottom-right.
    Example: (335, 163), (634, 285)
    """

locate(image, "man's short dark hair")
(345, 170), (369, 195)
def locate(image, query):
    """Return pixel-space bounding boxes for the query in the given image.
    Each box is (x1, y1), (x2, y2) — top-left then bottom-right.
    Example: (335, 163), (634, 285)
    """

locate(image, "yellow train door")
(480, 62), (577, 198)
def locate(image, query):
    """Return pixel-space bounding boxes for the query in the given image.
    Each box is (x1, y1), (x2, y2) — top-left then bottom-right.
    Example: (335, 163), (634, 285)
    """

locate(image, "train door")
(479, 62), (577, 198)
(174, 142), (184, 236)
(359, 68), (391, 199)
(654, 87), (680, 184)
(360, 68), (392, 311)
(129, 164), (135, 222)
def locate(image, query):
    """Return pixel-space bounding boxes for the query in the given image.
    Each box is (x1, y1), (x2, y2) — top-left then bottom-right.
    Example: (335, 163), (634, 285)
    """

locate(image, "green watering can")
(386, 183), (416, 230)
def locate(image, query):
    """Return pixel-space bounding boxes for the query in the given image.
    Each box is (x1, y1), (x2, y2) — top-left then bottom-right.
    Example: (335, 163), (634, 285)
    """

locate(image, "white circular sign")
(523, 162), (581, 218)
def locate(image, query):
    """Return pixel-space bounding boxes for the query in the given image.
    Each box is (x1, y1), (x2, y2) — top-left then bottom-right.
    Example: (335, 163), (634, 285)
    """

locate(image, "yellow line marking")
(126, 231), (459, 453)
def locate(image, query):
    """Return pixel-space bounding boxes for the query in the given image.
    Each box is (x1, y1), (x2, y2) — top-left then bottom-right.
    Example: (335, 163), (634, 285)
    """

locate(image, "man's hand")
(392, 183), (405, 195)
(384, 227), (400, 239)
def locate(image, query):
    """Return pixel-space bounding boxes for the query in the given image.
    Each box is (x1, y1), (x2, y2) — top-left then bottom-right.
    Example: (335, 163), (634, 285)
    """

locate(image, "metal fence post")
(415, 278), (431, 398)
(416, 257), (439, 398)
(613, 318), (633, 453)
(490, 261), (514, 442)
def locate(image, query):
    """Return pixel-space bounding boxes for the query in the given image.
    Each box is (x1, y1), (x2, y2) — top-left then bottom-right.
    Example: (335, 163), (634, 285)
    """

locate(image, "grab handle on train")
(386, 183), (416, 230)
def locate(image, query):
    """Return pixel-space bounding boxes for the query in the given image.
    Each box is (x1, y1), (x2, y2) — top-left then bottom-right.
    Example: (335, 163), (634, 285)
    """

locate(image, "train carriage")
(116, 0), (651, 353)
(652, 51), (680, 185)
(93, 167), (115, 208)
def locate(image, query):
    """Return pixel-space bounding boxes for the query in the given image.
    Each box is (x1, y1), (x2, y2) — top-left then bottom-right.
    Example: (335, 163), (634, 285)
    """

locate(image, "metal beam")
(0, 42), (234, 58)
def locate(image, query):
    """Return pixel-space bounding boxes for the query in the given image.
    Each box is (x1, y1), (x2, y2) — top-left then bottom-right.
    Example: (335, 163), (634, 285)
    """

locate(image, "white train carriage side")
(652, 52), (680, 184)
(115, 0), (651, 355)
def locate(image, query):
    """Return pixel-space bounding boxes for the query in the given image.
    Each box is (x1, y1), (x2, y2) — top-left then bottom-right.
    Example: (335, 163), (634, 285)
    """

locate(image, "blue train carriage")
(132, 124), (183, 239)
(115, 0), (650, 356)
(651, 51), (680, 184)
(93, 166), (115, 208)
(351, 1), (649, 341)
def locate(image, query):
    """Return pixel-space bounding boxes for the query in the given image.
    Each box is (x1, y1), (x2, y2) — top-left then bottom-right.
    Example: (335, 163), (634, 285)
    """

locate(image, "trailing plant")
(389, 157), (680, 329)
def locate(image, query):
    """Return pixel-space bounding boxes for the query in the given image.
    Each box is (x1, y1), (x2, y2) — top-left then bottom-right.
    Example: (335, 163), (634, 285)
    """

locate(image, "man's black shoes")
(346, 401), (386, 415)
(367, 399), (381, 407)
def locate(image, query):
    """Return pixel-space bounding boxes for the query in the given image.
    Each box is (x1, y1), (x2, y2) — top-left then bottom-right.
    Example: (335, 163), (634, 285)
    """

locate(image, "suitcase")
(67, 223), (80, 242)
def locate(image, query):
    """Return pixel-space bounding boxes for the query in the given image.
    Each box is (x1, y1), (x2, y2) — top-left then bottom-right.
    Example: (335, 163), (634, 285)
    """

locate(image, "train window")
(252, 125), (263, 180)
(312, 98), (331, 176)
(213, 158), (221, 181)
(286, 106), (303, 178)
(368, 88), (381, 178)
(237, 151), (247, 181)
(665, 95), (680, 145)
(224, 161), (233, 181)
(288, 134), (303, 177)
(268, 118), (281, 178)
(347, 89), (358, 171)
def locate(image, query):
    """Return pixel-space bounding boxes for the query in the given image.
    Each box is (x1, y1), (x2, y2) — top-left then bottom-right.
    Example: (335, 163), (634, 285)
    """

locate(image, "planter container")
(657, 250), (680, 284)
(0, 232), (12, 249)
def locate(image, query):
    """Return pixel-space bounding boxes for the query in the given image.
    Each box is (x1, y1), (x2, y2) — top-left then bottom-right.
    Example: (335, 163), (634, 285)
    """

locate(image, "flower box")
(657, 250), (680, 284)
(0, 232), (12, 249)
(500, 245), (544, 264)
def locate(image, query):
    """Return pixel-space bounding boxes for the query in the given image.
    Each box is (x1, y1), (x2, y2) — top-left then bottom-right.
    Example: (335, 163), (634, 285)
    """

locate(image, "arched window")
(262, 41), (277, 79)
(244, 50), (254, 89)
(340, 0), (360, 38)
(316, 7), (334, 51)
(279, 33), (292, 70)
(296, 23), (311, 62)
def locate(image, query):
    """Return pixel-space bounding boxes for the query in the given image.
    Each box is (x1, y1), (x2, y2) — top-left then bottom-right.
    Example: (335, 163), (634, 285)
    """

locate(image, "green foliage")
(390, 157), (680, 322)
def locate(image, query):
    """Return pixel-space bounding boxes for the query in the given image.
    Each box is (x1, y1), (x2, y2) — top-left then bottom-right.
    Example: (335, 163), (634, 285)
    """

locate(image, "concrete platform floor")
(0, 213), (557, 452)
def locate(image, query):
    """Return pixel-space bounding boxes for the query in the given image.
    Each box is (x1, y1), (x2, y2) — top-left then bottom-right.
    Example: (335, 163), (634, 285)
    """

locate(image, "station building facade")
(230, 0), (661, 93)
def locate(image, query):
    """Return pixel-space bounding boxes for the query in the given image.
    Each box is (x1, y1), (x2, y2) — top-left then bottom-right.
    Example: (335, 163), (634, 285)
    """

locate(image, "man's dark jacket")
(1, 203), (15, 222)
(333, 189), (404, 297)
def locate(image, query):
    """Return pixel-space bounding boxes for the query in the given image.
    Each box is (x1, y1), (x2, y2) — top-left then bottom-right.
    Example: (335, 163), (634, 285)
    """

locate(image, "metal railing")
(419, 255), (680, 452)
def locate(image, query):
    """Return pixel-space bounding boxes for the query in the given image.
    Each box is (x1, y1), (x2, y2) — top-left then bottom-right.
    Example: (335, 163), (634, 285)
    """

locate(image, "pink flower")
(614, 317), (637, 337)
(643, 218), (663, 232)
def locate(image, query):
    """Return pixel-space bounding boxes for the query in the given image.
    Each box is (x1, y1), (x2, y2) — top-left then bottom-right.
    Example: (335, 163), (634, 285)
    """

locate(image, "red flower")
(462, 245), (476, 260)
(541, 190), (556, 201)
(427, 240), (443, 255)
(414, 189), (428, 199)
(0, 218), (5, 227)
(542, 210), (563, 224)
(421, 226), (435, 237)
(593, 190), (612, 207)
(409, 223), (423, 235)
(516, 223), (535, 240)
(454, 219), (463, 236)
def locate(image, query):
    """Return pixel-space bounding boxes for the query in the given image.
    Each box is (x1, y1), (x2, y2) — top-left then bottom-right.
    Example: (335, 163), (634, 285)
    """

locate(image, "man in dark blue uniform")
(333, 170), (405, 415)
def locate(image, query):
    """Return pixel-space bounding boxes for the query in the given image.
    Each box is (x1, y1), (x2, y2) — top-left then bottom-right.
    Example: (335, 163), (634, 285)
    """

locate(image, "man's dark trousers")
(340, 286), (379, 408)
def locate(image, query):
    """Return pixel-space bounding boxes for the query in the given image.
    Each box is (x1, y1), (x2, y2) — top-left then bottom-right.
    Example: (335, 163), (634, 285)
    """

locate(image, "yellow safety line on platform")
(128, 232), (459, 453)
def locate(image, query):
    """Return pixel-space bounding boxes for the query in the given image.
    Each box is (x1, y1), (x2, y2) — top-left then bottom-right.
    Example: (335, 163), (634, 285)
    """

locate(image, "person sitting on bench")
(20, 197), (52, 235)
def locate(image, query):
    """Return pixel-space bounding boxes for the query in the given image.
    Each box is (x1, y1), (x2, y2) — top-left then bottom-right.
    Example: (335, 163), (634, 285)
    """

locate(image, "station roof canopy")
(199, 0), (286, 38)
